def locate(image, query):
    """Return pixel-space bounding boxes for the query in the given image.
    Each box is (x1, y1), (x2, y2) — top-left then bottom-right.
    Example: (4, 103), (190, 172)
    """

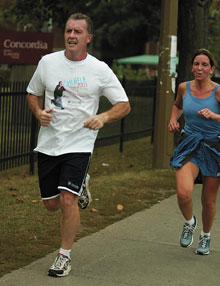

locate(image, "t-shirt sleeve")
(101, 67), (129, 105)
(26, 58), (45, 96)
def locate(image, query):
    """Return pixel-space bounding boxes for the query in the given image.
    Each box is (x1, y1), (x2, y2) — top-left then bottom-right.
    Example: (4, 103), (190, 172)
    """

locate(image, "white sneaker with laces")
(78, 174), (91, 209)
(179, 216), (197, 247)
(195, 234), (211, 255)
(48, 253), (71, 277)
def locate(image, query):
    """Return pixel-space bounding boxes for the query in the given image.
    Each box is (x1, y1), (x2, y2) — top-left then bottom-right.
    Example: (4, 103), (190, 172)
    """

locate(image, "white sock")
(201, 230), (210, 237)
(186, 216), (195, 226)
(59, 248), (71, 258)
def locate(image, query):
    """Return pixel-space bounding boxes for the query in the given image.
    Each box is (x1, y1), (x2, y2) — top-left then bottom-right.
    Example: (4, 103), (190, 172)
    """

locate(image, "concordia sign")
(0, 31), (53, 64)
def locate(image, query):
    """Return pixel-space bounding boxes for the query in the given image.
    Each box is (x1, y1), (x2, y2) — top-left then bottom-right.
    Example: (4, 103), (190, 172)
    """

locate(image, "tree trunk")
(177, 0), (213, 85)
(175, 0), (213, 143)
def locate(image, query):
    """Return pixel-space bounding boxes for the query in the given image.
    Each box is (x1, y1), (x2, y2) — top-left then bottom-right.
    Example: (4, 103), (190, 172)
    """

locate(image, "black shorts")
(38, 152), (91, 200)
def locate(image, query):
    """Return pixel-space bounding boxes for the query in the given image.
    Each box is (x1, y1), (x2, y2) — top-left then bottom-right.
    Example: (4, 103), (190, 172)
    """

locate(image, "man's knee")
(43, 197), (60, 211)
(60, 191), (78, 209)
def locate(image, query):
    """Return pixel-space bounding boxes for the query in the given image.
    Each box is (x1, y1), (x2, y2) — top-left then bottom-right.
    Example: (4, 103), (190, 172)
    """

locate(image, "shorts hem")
(42, 194), (60, 201)
(58, 186), (80, 197)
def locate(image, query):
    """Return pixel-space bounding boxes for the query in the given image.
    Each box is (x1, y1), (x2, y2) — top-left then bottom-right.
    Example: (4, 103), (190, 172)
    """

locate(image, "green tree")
(3, 0), (68, 31)
(89, 0), (161, 61)
(3, 0), (161, 62)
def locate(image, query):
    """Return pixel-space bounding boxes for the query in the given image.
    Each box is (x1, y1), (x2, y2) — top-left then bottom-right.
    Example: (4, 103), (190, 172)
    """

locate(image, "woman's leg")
(201, 176), (220, 233)
(195, 176), (219, 255)
(176, 162), (200, 247)
(176, 161), (199, 220)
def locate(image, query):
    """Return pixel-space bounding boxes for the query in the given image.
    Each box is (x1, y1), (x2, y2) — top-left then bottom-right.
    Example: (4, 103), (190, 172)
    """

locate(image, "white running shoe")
(78, 174), (91, 209)
(48, 253), (71, 277)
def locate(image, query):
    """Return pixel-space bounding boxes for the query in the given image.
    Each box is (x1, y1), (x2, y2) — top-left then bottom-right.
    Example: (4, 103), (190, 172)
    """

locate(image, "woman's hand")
(168, 119), (180, 132)
(198, 108), (216, 120)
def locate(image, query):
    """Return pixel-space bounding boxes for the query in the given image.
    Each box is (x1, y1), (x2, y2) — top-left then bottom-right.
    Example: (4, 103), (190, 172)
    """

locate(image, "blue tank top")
(183, 81), (220, 140)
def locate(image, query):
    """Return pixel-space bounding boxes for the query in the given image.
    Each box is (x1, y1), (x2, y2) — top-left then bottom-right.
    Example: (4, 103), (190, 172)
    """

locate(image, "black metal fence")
(0, 82), (37, 173)
(0, 80), (156, 174)
(96, 79), (156, 147)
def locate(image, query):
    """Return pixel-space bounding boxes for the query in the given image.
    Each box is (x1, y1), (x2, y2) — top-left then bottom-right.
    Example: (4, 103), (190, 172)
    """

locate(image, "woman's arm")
(198, 85), (220, 122)
(168, 82), (186, 132)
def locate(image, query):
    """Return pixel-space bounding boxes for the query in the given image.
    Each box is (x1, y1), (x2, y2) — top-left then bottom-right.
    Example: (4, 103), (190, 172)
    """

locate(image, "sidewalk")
(1, 184), (220, 286)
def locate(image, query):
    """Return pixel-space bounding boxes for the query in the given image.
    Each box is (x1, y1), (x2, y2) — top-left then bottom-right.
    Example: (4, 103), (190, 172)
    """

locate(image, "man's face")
(64, 19), (93, 60)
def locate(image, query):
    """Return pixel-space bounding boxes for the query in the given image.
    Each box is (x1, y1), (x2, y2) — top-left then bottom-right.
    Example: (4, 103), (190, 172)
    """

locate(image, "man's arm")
(84, 101), (131, 130)
(27, 93), (53, 126)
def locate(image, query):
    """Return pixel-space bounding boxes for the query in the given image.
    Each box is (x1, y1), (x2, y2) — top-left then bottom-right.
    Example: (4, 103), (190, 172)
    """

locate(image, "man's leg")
(60, 190), (80, 249)
(43, 192), (80, 248)
(42, 152), (91, 277)
(47, 191), (80, 277)
(43, 197), (60, 211)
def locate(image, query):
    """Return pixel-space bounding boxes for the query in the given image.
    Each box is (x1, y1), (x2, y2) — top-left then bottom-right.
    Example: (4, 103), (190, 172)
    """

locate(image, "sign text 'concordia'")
(0, 31), (53, 64)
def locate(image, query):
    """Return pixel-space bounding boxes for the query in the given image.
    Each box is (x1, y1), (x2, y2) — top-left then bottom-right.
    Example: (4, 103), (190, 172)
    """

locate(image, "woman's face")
(192, 54), (215, 81)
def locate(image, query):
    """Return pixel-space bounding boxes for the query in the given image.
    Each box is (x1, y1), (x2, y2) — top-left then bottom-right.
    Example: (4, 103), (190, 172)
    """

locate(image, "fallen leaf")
(112, 193), (116, 197)
(21, 171), (27, 179)
(117, 204), (124, 211)
(32, 200), (41, 203)
(16, 197), (24, 203)
(90, 208), (98, 213)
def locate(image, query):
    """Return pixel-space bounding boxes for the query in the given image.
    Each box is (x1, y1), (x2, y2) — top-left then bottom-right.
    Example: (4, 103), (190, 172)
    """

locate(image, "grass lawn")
(0, 137), (176, 278)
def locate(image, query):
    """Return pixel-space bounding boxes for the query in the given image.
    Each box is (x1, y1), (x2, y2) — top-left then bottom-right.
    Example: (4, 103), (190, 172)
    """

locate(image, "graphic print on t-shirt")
(51, 81), (65, 109)
(51, 78), (88, 110)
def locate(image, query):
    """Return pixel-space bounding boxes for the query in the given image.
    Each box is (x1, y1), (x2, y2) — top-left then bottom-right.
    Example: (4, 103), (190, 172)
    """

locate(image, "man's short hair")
(66, 13), (93, 34)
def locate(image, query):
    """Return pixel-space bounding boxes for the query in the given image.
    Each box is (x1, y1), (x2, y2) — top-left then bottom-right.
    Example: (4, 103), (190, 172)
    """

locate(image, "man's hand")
(84, 102), (130, 130)
(37, 109), (53, 126)
(27, 94), (53, 126)
(84, 113), (107, 130)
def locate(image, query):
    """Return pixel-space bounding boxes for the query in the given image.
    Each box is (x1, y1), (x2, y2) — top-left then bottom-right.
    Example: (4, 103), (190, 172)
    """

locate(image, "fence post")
(120, 117), (125, 153)
(151, 77), (157, 144)
(29, 114), (37, 175)
(119, 76), (126, 152)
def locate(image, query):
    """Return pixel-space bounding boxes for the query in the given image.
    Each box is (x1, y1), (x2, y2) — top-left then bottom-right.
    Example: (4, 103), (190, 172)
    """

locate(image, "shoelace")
(199, 236), (209, 249)
(54, 255), (68, 268)
(183, 224), (194, 238)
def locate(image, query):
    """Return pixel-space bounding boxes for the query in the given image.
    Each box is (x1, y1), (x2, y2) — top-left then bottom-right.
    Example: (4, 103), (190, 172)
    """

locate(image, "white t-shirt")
(27, 51), (129, 155)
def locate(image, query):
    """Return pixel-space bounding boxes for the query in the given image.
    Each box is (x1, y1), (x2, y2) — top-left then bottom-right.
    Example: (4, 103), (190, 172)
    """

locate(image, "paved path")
(1, 185), (220, 285)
